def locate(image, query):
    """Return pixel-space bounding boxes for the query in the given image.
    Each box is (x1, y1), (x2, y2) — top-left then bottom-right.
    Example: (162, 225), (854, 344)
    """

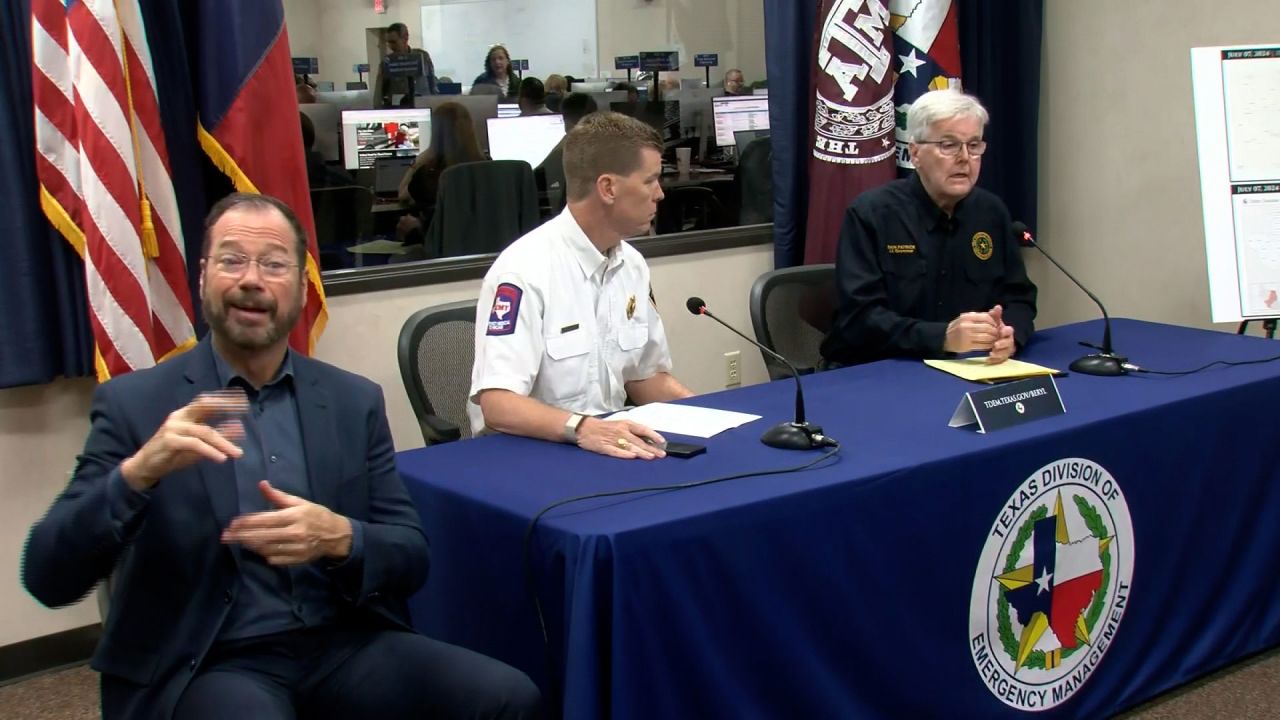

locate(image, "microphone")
(1013, 222), (1127, 376)
(685, 297), (837, 450)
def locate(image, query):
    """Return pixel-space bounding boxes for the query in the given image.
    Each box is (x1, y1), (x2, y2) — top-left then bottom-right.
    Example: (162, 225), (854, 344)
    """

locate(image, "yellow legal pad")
(924, 357), (1061, 384)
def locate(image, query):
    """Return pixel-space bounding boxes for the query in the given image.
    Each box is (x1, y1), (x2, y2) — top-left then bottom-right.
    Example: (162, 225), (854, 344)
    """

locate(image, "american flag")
(31, 0), (196, 381)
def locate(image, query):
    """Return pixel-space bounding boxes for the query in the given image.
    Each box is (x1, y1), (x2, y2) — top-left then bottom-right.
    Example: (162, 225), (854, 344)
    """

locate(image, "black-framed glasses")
(917, 138), (988, 157)
(207, 253), (298, 279)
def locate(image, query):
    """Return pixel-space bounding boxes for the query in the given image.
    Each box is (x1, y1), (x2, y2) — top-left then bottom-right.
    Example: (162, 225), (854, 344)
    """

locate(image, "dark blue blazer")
(22, 338), (430, 720)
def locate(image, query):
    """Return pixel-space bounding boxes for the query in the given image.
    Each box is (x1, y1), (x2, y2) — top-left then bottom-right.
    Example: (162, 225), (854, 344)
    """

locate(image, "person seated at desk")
(469, 112), (694, 459)
(471, 44), (518, 98)
(612, 81), (640, 105)
(544, 74), (567, 111)
(375, 21), (438, 108)
(722, 68), (749, 96)
(295, 73), (316, 104)
(537, 92), (599, 207)
(395, 101), (486, 242)
(517, 77), (552, 116)
(22, 193), (542, 720)
(299, 112), (354, 189)
(819, 89), (1038, 368)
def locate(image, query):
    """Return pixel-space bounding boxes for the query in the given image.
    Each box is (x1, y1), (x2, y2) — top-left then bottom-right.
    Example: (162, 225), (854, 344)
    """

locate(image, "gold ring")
(616, 437), (630, 449)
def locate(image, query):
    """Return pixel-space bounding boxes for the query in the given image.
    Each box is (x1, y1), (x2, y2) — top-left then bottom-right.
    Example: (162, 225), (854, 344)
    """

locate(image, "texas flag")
(889, 0), (963, 171)
(997, 498), (1107, 672)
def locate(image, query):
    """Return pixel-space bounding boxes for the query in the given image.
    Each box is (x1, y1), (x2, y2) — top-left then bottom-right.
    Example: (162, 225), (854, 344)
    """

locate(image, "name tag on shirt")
(887, 244), (917, 255)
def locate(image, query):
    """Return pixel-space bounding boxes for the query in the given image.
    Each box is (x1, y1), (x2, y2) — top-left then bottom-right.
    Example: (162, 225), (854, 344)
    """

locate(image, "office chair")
(748, 264), (836, 380)
(655, 185), (728, 234)
(397, 300), (479, 445)
(310, 185), (375, 269)
(425, 161), (540, 257)
(737, 136), (773, 225)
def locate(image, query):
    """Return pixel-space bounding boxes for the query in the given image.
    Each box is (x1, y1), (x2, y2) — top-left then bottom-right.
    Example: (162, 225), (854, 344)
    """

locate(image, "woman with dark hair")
(398, 101), (486, 208)
(470, 44), (518, 98)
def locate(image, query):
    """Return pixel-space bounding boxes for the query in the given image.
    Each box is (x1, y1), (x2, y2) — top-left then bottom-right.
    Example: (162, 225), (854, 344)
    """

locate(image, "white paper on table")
(608, 402), (762, 438)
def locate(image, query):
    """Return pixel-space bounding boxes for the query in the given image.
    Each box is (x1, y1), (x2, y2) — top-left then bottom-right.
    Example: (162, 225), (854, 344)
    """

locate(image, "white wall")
(282, 0), (768, 89)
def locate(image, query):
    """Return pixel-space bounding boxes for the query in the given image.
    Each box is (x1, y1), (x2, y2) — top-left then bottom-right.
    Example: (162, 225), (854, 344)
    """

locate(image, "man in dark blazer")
(22, 193), (541, 720)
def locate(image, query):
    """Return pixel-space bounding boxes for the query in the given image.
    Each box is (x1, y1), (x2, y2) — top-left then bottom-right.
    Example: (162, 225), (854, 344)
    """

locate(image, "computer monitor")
(437, 82), (463, 95)
(589, 90), (630, 109)
(416, 95), (499, 151)
(733, 129), (770, 156)
(345, 81), (368, 91)
(711, 95), (770, 147)
(667, 88), (721, 132)
(486, 114), (566, 169)
(497, 103), (521, 118)
(339, 108), (431, 170)
(315, 81), (335, 92)
(610, 101), (681, 145)
(299, 103), (341, 163)
(373, 156), (415, 197)
(570, 81), (610, 94)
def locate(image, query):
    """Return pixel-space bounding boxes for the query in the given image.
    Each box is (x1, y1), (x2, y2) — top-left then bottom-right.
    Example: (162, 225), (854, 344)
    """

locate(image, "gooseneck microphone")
(1013, 222), (1127, 376)
(685, 297), (837, 450)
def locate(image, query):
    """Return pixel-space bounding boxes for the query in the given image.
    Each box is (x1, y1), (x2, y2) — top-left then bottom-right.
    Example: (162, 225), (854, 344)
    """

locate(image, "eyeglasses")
(917, 138), (988, 157)
(208, 253), (298, 279)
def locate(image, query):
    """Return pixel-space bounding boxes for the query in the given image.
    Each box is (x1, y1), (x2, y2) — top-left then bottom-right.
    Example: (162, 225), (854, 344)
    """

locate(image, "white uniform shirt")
(468, 209), (674, 435)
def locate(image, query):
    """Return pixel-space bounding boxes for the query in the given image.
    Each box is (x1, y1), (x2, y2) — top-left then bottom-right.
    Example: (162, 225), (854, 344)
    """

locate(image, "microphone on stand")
(1013, 222), (1127, 376)
(685, 297), (837, 450)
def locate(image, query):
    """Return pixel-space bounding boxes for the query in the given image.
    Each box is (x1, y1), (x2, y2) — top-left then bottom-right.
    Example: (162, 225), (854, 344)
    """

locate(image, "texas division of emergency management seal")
(969, 458), (1135, 711)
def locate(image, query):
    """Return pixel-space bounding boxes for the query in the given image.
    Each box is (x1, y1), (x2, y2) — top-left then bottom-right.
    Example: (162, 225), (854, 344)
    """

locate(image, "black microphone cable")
(1123, 353), (1280, 376)
(521, 445), (841, 709)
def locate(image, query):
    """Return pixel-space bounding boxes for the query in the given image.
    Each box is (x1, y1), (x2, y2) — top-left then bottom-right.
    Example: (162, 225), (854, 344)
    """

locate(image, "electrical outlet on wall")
(724, 350), (741, 387)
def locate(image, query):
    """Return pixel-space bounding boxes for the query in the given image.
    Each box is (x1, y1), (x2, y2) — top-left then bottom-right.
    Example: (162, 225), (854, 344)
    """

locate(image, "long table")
(398, 319), (1280, 719)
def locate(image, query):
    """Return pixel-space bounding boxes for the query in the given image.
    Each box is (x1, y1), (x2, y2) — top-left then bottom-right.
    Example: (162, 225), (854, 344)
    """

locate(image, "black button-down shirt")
(820, 174), (1038, 366)
(213, 349), (341, 642)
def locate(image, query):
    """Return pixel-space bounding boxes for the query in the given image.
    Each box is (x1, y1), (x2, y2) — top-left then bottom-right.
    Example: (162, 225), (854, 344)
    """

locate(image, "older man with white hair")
(820, 88), (1038, 367)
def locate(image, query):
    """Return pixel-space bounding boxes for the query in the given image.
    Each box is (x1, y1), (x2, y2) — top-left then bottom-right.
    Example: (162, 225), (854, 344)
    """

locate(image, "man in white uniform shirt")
(469, 112), (693, 459)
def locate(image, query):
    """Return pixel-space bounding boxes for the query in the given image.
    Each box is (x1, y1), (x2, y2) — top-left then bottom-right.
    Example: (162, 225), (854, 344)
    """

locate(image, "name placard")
(384, 53), (425, 78)
(694, 53), (719, 68)
(615, 55), (641, 70)
(949, 375), (1065, 433)
(511, 58), (530, 71)
(639, 51), (679, 71)
(292, 57), (318, 75)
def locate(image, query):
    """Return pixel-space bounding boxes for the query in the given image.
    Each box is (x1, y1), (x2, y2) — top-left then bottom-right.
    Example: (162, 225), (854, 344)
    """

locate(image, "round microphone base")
(1070, 353), (1126, 376)
(761, 422), (832, 450)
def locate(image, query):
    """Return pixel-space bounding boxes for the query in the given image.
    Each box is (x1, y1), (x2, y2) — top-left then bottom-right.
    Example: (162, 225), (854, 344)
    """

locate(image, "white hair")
(905, 89), (989, 142)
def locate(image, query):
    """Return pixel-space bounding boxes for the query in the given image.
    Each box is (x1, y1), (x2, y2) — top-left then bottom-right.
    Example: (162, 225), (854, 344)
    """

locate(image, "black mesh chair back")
(397, 300), (479, 444)
(656, 185), (728, 234)
(310, 185), (374, 269)
(425, 160), (540, 258)
(737, 136), (773, 225)
(748, 264), (837, 380)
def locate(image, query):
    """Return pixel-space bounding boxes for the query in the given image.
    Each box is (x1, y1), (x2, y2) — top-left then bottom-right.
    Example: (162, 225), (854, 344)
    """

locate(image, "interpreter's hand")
(395, 214), (422, 241)
(120, 390), (249, 491)
(986, 305), (1016, 364)
(575, 417), (667, 460)
(222, 481), (353, 566)
(944, 312), (999, 353)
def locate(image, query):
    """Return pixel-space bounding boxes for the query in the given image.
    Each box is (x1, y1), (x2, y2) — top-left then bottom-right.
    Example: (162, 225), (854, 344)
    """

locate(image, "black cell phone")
(663, 441), (706, 458)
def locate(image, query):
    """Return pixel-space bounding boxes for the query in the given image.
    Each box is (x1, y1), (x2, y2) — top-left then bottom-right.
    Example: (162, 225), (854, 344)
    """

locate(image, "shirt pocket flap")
(545, 331), (592, 360)
(618, 324), (649, 351)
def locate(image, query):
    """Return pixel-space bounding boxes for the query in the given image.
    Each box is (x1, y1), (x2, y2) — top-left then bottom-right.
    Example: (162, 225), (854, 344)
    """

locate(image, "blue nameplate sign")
(948, 375), (1065, 433)
(292, 57), (318, 75)
(615, 55), (640, 70)
(353, 63), (370, 75)
(694, 53), (719, 68)
(640, 51), (679, 71)
(385, 53), (425, 77)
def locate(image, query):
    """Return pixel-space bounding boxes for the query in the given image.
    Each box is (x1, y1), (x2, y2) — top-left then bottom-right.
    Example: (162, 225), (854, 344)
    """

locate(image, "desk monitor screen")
(339, 108), (430, 170)
(373, 156), (415, 197)
(571, 81), (610, 94)
(610, 101), (681, 145)
(711, 95), (770, 147)
(316, 89), (373, 111)
(497, 103), (521, 118)
(486, 114), (566, 169)
(437, 82), (463, 95)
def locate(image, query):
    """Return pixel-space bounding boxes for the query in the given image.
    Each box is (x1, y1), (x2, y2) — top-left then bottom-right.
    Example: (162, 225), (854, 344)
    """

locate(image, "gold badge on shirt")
(626, 294), (637, 320)
(972, 232), (994, 261)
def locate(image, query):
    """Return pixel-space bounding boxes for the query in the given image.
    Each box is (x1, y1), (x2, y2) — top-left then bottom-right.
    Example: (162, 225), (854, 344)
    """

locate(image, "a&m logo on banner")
(969, 459), (1135, 711)
(812, 0), (897, 166)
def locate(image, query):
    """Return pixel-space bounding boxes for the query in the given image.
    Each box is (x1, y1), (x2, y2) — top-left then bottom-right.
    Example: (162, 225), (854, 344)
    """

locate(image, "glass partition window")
(282, 0), (768, 278)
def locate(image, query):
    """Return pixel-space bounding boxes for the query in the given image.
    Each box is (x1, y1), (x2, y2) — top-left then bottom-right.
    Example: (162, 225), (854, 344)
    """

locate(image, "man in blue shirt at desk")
(23, 193), (540, 720)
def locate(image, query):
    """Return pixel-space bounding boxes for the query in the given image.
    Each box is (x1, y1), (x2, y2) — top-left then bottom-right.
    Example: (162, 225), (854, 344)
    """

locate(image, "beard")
(202, 285), (302, 351)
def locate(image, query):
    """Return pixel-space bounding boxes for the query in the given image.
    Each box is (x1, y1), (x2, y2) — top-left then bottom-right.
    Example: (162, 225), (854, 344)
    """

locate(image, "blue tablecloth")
(398, 319), (1280, 719)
